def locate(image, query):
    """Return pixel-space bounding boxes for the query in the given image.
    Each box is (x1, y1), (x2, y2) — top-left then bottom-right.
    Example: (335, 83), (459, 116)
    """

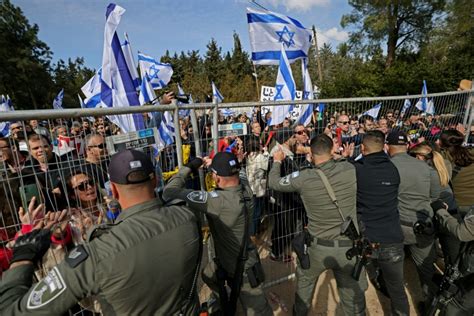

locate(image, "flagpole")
(312, 25), (323, 82)
(252, 63), (260, 101)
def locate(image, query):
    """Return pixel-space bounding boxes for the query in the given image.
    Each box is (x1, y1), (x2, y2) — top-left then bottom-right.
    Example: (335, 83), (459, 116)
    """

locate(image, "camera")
(176, 94), (190, 104)
(413, 217), (436, 235)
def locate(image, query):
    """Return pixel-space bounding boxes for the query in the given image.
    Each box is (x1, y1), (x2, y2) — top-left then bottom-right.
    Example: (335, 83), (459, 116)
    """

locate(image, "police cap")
(210, 152), (240, 176)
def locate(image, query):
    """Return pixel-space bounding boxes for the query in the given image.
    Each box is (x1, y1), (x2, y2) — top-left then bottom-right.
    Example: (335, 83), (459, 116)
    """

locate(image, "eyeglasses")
(338, 121), (350, 125)
(73, 180), (94, 191)
(295, 130), (307, 135)
(89, 143), (105, 149)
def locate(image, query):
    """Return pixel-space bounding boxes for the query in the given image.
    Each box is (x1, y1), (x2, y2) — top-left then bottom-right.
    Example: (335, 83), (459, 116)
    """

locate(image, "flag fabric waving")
(295, 58), (314, 126)
(138, 73), (156, 105)
(6, 95), (13, 111)
(361, 103), (382, 119)
(81, 68), (102, 108)
(401, 99), (411, 117)
(53, 89), (64, 110)
(100, 3), (144, 133)
(0, 96), (11, 136)
(415, 80), (435, 115)
(177, 83), (191, 117)
(246, 7), (312, 65)
(211, 81), (224, 103)
(137, 52), (173, 90)
(122, 33), (140, 90)
(270, 45), (296, 126)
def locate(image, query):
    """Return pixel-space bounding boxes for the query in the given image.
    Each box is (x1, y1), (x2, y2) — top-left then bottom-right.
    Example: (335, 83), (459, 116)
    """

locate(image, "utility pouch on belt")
(292, 228), (313, 269)
(246, 259), (265, 288)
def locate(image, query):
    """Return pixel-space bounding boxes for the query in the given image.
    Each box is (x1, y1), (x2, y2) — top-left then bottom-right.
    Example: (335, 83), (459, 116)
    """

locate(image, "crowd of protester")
(1, 97), (474, 314)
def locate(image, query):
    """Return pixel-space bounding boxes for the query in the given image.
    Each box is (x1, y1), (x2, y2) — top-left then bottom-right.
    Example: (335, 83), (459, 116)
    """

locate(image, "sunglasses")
(89, 143), (106, 149)
(295, 130), (307, 135)
(338, 121), (350, 125)
(74, 180), (94, 191)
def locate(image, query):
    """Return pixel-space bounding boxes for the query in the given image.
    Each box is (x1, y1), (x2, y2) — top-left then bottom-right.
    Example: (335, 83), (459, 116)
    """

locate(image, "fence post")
(213, 99), (219, 153)
(190, 109), (206, 190)
(172, 99), (183, 168)
(463, 88), (474, 144)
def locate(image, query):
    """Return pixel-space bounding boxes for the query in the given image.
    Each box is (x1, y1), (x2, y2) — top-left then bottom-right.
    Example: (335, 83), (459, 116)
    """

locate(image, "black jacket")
(353, 151), (404, 243)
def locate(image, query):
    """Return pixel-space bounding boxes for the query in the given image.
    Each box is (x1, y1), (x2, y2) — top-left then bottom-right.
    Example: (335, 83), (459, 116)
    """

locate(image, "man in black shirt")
(353, 130), (408, 316)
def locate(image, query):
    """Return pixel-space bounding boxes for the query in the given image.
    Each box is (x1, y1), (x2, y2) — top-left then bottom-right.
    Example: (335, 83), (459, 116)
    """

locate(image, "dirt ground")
(199, 233), (425, 315)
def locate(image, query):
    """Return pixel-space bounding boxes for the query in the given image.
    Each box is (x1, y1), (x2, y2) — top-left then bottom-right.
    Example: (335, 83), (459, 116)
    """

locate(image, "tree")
(204, 38), (223, 83)
(0, 0), (53, 109)
(341, 0), (445, 68)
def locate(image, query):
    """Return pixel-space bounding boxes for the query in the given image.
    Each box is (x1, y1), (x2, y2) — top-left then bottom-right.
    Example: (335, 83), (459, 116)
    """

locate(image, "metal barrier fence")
(0, 89), (473, 314)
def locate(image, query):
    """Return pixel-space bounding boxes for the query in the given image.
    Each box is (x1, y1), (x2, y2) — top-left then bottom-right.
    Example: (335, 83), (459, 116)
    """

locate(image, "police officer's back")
(0, 149), (201, 315)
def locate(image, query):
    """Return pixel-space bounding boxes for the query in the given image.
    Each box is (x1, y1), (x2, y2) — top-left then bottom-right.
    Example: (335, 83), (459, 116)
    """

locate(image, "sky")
(12, 0), (353, 69)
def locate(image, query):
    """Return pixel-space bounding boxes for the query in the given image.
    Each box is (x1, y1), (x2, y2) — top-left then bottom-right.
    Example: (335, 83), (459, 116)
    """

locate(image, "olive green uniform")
(390, 152), (441, 300)
(0, 198), (200, 315)
(163, 167), (272, 316)
(268, 159), (367, 316)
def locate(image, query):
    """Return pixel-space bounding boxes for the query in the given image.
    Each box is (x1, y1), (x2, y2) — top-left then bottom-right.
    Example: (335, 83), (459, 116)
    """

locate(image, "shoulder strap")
(314, 168), (346, 222)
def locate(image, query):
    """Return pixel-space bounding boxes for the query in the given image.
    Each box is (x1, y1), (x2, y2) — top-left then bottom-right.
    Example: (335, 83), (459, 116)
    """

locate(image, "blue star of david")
(274, 84), (284, 100)
(303, 91), (311, 99)
(148, 65), (160, 80)
(276, 26), (295, 48)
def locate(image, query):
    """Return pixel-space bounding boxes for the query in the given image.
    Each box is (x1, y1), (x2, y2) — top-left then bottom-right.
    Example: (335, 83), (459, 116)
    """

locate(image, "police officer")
(433, 202), (474, 315)
(0, 149), (201, 315)
(268, 134), (367, 316)
(163, 152), (272, 316)
(386, 130), (441, 309)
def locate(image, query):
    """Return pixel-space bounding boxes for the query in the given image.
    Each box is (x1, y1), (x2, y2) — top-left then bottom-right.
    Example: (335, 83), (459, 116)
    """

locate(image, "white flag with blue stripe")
(415, 80), (435, 115)
(122, 33), (140, 90)
(81, 68), (102, 108)
(270, 45), (296, 126)
(0, 96), (11, 136)
(361, 103), (382, 119)
(212, 81), (224, 103)
(401, 99), (411, 117)
(295, 58), (314, 126)
(100, 3), (144, 133)
(78, 94), (95, 122)
(137, 52), (173, 89)
(138, 73), (156, 105)
(53, 89), (64, 109)
(246, 7), (312, 65)
(6, 95), (13, 111)
(177, 83), (191, 117)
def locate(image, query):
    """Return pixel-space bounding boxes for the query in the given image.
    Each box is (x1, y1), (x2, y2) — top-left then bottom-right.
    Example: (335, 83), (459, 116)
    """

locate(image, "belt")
(315, 238), (353, 247)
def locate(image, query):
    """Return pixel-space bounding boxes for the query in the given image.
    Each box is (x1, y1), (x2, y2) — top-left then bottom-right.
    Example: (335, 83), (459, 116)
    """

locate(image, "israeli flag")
(415, 80), (435, 115)
(361, 103), (382, 119)
(53, 89), (64, 110)
(0, 96), (11, 136)
(177, 83), (191, 117)
(212, 81), (224, 103)
(295, 58), (314, 126)
(138, 73), (156, 105)
(122, 33), (140, 90)
(401, 99), (411, 117)
(78, 94), (95, 122)
(100, 3), (144, 133)
(316, 103), (325, 120)
(6, 95), (13, 111)
(138, 52), (173, 89)
(246, 7), (312, 65)
(270, 45), (296, 126)
(81, 69), (102, 108)
(149, 110), (175, 150)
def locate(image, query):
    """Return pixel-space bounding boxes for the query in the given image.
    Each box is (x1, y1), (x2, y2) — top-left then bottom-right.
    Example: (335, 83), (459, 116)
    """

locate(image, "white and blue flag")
(401, 98), (411, 117)
(0, 96), (11, 136)
(361, 103), (382, 119)
(211, 81), (224, 103)
(270, 45), (296, 126)
(415, 80), (435, 115)
(78, 94), (95, 122)
(6, 95), (13, 111)
(122, 33), (140, 90)
(177, 83), (191, 117)
(53, 89), (64, 110)
(295, 58), (314, 126)
(138, 73), (156, 105)
(246, 7), (312, 65)
(138, 52), (173, 90)
(100, 3), (144, 133)
(81, 68), (102, 108)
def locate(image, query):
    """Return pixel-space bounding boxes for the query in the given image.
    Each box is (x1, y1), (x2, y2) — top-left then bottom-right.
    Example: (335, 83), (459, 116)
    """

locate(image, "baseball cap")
(386, 130), (408, 145)
(274, 127), (293, 144)
(210, 152), (240, 176)
(109, 149), (155, 184)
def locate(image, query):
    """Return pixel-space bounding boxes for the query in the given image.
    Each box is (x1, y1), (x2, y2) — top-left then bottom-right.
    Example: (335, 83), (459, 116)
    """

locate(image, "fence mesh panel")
(0, 89), (472, 314)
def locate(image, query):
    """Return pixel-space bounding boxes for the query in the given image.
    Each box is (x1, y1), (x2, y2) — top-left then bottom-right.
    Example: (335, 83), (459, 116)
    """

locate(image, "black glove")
(185, 157), (203, 172)
(11, 229), (51, 265)
(431, 200), (447, 214)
